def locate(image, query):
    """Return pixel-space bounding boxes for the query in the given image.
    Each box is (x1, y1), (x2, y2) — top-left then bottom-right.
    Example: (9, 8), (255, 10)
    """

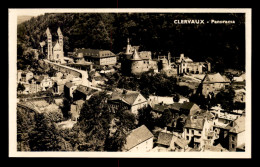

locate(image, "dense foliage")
(17, 91), (137, 151)
(105, 71), (192, 98)
(18, 13), (245, 71)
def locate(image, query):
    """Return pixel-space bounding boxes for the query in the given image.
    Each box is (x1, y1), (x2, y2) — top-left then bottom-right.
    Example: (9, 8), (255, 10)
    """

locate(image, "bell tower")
(57, 27), (63, 54)
(46, 27), (53, 60)
(126, 38), (132, 55)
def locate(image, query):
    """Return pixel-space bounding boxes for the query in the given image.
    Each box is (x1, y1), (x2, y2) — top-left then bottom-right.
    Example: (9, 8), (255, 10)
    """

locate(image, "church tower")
(125, 38), (132, 55)
(57, 27), (63, 54)
(46, 27), (53, 60)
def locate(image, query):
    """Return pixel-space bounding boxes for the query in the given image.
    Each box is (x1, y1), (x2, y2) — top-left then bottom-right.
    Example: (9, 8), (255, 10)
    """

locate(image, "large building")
(175, 54), (211, 75)
(74, 48), (117, 66)
(121, 38), (158, 75)
(46, 27), (65, 64)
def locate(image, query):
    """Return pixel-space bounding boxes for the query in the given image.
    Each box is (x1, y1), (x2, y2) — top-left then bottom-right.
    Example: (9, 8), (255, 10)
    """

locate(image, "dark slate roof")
(181, 102), (196, 110)
(124, 125), (153, 150)
(172, 136), (189, 149)
(152, 104), (170, 112)
(110, 88), (143, 106)
(184, 117), (205, 130)
(157, 132), (173, 146)
(76, 85), (96, 95)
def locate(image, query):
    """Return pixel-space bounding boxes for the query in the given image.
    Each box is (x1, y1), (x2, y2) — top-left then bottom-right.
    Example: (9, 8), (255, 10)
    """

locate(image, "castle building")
(121, 38), (158, 75)
(46, 27), (65, 64)
(175, 54), (211, 75)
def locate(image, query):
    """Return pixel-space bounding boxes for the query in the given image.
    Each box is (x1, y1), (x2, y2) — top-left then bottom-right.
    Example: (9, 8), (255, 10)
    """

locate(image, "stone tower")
(168, 51), (171, 64)
(126, 38), (132, 55)
(46, 27), (53, 60)
(57, 27), (63, 54)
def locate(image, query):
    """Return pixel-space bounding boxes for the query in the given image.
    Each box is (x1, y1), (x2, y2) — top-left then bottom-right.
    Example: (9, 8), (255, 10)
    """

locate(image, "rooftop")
(157, 132), (174, 146)
(227, 115), (245, 133)
(124, 125), (154, 151)
(110, 88), (144, 106)
(184, 116), (205, 130)
(202, 73), (230, 83)
(172, 136), (189, 149)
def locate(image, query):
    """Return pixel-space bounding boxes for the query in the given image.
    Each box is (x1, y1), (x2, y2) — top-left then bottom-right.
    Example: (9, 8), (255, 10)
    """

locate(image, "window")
(192, 130), (194, 135)
(199, 131), (201, 134)
(231, 144), (235, 149)
(232, 136), (235, 141)
(186, 136), (189, 140)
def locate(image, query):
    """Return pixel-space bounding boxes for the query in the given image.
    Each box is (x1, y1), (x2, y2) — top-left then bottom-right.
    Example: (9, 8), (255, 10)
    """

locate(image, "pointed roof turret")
(46, 27), (52, 36)
(132, 49), (141, 60)
(57, 27), (63, 36)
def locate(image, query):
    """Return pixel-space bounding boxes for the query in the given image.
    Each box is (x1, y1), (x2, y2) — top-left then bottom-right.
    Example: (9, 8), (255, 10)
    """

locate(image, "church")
(45, 27), (65, 64)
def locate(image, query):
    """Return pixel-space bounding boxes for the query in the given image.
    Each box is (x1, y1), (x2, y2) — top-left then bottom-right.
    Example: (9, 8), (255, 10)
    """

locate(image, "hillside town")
(17, 26), (246, 152)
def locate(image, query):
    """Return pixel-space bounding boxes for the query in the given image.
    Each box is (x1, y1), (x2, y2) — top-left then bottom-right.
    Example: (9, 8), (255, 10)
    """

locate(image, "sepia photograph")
(8, 8), (251, 158)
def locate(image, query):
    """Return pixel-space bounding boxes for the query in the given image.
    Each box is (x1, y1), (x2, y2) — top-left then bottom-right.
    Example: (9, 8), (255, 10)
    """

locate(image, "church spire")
(132, 48), (141, 60)
(126, 38), (132, 55)
(46, 27), (52, 60)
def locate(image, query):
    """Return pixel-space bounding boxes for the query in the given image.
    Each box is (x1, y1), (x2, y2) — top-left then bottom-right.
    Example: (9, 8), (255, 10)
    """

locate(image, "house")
(201, 73), (230, 97)
(156, 131), (189, 152)
(64, 82), (78, 99)
(17, 70), (34, 84)
(72, 85), (98, 101)
(36, 76), (53, 91)
(89, 71), (107, 87)
(123, 125), (154, 152)
(157, 131), (174, 150)
(183, 111), (215, 150)
(152, 101), (200, 116)
(53, 79), (67, 95)
(108, 88), (148, 115)
(179, 101), (201, 116)
(148, 96), (174, 107)
(233, 88), (246, 103)
(225, 116), (245, 151)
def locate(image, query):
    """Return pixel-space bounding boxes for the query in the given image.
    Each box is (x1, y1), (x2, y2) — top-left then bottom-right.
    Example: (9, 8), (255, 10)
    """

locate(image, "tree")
(46, 88), (55, 104)
(77, 91), (112, 151)
(46, 67), (57, 77)
(28, 113), (64, 151)
(17, 107), (36, 151)
(137, 106), (155, 130)
(17, 83), (25, 93)
(61, 98), (72, 119)
(215, 86), (235, 111)
(160, 109), (173, 128)
(104, 125), (127, 151)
